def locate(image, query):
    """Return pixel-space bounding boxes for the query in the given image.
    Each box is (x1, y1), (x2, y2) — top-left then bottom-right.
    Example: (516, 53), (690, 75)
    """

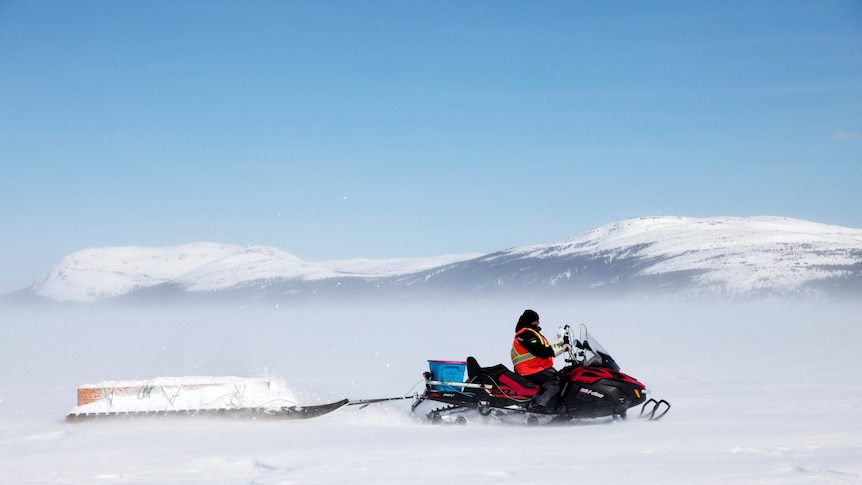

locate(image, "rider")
(511, 309), (571, 411)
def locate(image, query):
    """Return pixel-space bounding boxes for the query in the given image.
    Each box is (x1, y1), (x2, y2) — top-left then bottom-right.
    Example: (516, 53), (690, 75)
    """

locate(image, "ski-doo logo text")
(579, 388), (605, 399)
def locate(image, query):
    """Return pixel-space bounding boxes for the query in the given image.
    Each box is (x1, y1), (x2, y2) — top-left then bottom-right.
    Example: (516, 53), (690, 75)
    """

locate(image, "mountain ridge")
(21, 216), (862, 303)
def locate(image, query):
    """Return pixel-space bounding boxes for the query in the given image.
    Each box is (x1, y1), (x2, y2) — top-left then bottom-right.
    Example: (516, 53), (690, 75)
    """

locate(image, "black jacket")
(514, 323), (555, 359)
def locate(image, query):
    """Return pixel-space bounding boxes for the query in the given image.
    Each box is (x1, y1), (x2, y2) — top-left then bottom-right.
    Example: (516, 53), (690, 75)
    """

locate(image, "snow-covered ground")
(1, 298), (860, 484)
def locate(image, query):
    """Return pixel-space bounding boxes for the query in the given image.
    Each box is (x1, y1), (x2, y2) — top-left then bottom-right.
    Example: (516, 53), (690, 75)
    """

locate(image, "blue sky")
(1, 1), (860, 293)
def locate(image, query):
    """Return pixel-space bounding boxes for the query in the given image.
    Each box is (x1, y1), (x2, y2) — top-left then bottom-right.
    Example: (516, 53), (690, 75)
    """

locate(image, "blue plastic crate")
(427, 360), (466, 392)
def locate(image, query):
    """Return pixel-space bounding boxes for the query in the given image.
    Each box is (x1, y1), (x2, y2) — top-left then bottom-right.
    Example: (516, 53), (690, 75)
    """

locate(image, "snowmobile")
(411, 324), (670, 425)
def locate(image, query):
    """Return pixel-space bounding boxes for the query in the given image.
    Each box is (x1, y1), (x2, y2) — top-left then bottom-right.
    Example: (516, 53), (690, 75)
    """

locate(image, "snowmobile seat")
(466, 356), (509, 380)
(466, 356), (539, 398)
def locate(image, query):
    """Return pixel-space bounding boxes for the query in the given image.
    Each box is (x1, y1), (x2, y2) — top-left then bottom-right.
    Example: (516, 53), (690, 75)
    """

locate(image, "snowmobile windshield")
(579, 325), (621, 371)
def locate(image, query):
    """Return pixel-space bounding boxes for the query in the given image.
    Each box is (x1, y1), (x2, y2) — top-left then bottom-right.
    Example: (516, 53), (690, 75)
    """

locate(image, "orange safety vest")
(511, 327), (554, 376)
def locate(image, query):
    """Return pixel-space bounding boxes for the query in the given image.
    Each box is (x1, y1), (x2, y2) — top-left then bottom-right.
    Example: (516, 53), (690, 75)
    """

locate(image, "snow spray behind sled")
(411, 324), (671, 425)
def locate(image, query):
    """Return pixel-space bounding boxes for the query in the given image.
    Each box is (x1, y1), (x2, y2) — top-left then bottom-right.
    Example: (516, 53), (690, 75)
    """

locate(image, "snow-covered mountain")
(24, 216), (862, 303)
(401, 216), (862, 298)
(28, 243), (482, 303)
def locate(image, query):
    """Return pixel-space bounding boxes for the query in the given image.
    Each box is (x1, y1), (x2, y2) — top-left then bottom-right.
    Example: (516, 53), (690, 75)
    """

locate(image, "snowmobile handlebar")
(558, 325), (584, 366)
(555, 324), (570, 345)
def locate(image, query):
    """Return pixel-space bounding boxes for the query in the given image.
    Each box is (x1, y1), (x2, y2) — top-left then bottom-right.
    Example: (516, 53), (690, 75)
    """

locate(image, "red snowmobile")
(411, 324), (670, 425)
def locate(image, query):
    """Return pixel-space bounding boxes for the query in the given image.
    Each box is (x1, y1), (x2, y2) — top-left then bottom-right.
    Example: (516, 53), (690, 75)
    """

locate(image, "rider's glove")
(552, 343), (572, 356)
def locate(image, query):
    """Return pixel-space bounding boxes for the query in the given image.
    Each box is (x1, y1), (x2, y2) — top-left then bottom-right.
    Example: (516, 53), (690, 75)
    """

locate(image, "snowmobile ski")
(638, 398), (671, 421)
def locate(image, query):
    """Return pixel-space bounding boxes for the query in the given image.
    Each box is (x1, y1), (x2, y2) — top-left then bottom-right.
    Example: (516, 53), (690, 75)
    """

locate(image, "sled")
(65, 376), (349, 422)
(66, 399), (349, 422)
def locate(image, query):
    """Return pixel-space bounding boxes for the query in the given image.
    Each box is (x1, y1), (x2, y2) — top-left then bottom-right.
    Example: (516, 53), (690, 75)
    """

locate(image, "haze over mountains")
(16, 216), (862, 304)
